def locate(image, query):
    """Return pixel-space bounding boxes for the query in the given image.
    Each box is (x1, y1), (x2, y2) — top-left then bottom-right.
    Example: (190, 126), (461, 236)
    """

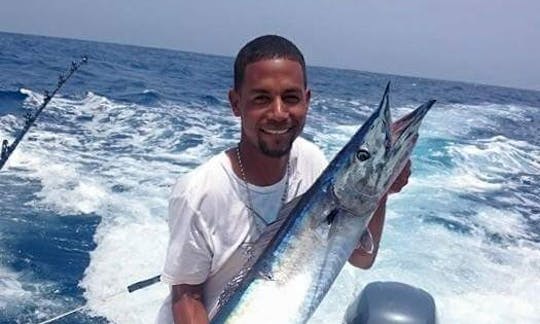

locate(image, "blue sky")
(1, 0), (539, 90)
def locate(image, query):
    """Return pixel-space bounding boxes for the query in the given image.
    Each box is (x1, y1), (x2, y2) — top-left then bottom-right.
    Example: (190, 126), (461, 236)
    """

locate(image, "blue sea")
(1, 31), (539, 323)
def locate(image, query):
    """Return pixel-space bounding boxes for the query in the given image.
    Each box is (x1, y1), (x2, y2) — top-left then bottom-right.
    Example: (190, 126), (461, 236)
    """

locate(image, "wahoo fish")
(212, 83), (436, 324)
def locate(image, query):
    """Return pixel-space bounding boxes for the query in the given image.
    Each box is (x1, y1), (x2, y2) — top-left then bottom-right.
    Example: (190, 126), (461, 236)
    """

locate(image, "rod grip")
(127, 275), (161, 293)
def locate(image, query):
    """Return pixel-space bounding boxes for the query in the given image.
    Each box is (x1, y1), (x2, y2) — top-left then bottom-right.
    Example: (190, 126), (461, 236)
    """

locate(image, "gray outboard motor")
(344, 281), (437, 324)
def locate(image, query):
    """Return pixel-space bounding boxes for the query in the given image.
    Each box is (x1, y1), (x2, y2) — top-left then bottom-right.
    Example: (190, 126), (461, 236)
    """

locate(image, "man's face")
(229, 58), (310, 158)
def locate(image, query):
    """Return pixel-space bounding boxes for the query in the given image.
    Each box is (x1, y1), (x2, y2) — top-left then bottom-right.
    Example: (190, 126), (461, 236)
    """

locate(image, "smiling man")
(156, 35), (410, 324)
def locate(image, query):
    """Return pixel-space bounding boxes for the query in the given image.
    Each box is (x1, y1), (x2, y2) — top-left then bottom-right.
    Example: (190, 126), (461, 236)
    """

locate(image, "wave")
(198, 94), (222, 106)
(0, 266), (28, 308)
(117, 89), (162, 105)
(401, 134), (539, 250)
(0, 89), (28, 101)
(0, 89), (29, 115)
(0, 265), (85, 323)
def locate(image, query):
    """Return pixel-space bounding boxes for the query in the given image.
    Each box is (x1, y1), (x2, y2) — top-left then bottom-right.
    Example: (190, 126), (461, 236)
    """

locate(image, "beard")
(258, 135), (296, 158)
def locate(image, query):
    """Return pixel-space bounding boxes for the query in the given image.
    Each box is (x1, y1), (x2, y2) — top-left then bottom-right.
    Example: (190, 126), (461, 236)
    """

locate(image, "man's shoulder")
(170, 151), (233, 200)
(288, 137), (328, 195)
(292, 137), (327, 164)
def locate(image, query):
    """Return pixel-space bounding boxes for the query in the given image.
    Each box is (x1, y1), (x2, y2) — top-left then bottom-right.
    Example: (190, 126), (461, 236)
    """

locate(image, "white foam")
(0, 266), (29, 309)
(450, 136), (540, 175)
(81, 221), (169, 323)
(474, 207), (531, 240)
(435, 240), (540, 323)
(0, 264), (76, 322)
(414, 134), (540, 198)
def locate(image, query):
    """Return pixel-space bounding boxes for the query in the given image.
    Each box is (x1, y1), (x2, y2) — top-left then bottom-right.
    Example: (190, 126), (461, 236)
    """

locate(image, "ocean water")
(0, 31), (539, 323)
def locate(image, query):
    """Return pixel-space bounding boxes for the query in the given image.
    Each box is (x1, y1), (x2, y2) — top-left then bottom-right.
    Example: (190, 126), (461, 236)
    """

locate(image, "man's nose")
(270, 97), (288, 120)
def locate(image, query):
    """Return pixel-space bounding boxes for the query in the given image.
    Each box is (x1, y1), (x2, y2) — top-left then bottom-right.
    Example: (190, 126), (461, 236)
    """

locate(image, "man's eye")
(283, 96), (300, 104)
(253, 96), (270, 104)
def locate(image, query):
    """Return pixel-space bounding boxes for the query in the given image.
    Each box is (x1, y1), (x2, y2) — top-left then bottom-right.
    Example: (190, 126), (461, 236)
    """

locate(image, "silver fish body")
(212, 84), (435, 324)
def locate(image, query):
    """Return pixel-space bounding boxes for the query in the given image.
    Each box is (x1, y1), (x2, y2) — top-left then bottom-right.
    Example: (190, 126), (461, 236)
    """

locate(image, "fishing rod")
(0, 56), (88, 171)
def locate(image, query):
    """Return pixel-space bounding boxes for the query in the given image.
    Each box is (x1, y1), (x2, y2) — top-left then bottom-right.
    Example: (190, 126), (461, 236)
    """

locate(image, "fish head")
(328, 83), (393, 216)
(324, 83), (435, 218)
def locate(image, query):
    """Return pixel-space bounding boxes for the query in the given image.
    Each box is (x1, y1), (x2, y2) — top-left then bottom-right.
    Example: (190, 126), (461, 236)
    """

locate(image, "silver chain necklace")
(235, 145), (290, 226)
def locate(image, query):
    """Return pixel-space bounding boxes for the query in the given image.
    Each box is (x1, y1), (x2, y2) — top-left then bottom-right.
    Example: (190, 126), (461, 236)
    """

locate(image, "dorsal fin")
(216, 194), (303, 309)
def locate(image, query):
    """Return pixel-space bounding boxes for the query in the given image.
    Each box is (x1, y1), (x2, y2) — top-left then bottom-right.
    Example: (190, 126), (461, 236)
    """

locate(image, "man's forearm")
(172, 284), (209, 324)
(348, 195), (387, 269)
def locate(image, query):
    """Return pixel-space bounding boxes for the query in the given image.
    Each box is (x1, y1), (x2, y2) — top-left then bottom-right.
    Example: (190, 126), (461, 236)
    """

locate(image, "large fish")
(212, 83), (436, 324)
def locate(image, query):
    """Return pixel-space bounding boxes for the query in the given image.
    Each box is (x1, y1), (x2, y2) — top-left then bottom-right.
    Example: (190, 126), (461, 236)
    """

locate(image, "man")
(157, 35), (410, 324)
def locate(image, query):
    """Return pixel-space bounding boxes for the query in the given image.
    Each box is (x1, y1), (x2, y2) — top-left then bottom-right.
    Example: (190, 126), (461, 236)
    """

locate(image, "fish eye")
(356, 148), (371, 161)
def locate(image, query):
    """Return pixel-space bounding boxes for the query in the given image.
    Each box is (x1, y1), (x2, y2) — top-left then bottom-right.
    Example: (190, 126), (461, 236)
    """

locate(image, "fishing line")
(36, 275), (161, 323)
(0, 56), (88, 171)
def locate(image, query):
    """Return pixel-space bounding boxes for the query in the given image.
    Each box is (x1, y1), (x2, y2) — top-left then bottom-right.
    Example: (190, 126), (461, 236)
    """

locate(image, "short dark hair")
(233, 35), (307, 90)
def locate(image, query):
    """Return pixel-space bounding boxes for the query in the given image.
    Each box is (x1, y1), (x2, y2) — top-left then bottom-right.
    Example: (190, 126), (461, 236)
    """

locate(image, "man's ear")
(229, 89), (241, 117)
(305, 88), (311, 105)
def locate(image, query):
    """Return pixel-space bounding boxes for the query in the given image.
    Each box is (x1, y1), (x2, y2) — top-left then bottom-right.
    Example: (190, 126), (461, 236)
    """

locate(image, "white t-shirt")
(156, 137), (327, 323)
